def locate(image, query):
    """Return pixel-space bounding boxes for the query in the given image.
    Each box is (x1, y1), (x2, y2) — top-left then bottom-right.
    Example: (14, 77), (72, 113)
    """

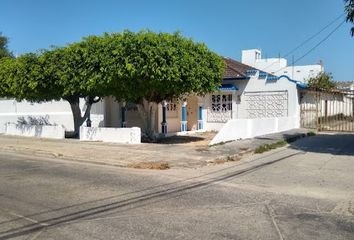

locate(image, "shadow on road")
(287, 133), (354, 156)
(0, 151), (303, 239)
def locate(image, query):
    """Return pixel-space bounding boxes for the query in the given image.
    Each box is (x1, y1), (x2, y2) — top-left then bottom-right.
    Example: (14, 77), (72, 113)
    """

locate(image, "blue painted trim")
(198, 120), (203, 130)
(259, 71), (267, 79)
(217, 84), (239, 91)
(181, 121), (187, 132)
(246, 69), (257, 77)
(181, 105), (187, 132)
(278, 75), (308, 89)
(199, 106), (203, 120)
(223, 77), (250, 81)
(267, 75), (278, 81)
(181, 106), (187, 122)
(198, 106), (203, 130)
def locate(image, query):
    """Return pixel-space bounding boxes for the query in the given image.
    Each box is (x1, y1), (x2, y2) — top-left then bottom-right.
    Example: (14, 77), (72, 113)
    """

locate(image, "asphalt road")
(0, 133), (354, 239)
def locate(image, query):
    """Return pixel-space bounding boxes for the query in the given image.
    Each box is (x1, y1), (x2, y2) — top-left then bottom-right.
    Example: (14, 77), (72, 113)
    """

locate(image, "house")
(102, 57), (304, 139)
(241, 49), (323, 83)
(336, 81), (354, 91)
(0, 57), (305, 143)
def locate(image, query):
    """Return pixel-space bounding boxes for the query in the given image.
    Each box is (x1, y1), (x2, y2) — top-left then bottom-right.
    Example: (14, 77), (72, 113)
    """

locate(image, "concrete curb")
(207, 132), (310, 165)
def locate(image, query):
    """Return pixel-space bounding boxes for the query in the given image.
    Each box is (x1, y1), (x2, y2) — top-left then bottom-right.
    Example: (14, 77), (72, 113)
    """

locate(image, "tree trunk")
(137, 98), (157, 141)
(66, 96), (93, 138)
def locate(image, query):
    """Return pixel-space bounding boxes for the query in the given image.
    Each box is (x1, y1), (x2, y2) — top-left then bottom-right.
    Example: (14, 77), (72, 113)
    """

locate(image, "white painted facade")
(0, 98), (105, 133)
(5, 123), (65, 139)
(241, 49), (323, 83)
(80, 126), (141, 144)
(209, 116), (300, 145)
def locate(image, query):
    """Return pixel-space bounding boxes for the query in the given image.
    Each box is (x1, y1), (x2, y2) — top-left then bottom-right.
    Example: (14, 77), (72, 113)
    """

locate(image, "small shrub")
(127, 162), (170, 170)
(255, 140), (287, 154)
(307, 131), (316, 137)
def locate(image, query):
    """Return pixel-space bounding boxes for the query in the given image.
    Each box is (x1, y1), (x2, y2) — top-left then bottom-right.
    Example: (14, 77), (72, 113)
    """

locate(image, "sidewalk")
(0, 129), (310, 169)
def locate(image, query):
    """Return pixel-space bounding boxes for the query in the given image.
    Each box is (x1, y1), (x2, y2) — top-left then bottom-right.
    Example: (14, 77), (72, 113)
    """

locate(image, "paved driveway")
(0, 133), (353, 239)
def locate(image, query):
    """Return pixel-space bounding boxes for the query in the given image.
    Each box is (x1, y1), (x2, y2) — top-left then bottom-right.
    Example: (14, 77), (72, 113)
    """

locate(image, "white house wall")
(236, 75), (300, 120)
(203, 74), (300, 132)
(0, 98), (105, 133)
(241, 49), (322, 83)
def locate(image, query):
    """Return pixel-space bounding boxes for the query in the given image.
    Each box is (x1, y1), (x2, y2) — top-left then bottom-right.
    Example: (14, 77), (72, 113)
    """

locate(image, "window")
(166, 102), (177, 112)
(166, 101), (178, 118)
(211, 94), (232, 112)
(208, 94), (233, 122)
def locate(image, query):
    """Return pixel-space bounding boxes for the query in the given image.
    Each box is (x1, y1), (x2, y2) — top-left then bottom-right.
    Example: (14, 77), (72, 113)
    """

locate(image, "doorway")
(187, 96), (199, 131)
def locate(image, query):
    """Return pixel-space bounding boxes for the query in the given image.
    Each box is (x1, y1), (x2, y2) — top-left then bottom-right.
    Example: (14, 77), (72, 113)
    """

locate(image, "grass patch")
(307, 131), (316, 137)
(127, 162), (170, 170)
(209, 140), (234, 147)
(254, 140), (287, 154)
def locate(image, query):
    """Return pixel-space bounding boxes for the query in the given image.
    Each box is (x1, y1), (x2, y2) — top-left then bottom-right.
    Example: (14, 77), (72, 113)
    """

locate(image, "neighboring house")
(0, 57), (305, 143)
(336, 81), (354, 91)
(241, 49), (323, 83)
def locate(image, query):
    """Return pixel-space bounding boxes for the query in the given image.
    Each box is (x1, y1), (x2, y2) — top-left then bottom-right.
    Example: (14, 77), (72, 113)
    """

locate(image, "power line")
(282, 13), (345, 58)
(275, 19), (346, 75)
(261, 13), (346, 72)
(292, 19), (346, 66)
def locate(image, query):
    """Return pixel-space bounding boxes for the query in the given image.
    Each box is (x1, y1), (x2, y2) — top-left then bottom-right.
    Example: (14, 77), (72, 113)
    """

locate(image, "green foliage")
(307, 131), (316, 136)
(107, 30), (225, 103)
(345, 0), (354, 36)
(0, 33), (13, 59)
(254, 141), (287, 154)
(307, 72), (336, 90)
(0, 58), (14, 98)
(0, 30), (224, 136)
(40, 36), (118, 101)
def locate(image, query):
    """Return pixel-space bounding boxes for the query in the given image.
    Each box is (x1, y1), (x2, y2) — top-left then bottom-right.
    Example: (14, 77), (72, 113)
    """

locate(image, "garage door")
(244, 91), (288, 118)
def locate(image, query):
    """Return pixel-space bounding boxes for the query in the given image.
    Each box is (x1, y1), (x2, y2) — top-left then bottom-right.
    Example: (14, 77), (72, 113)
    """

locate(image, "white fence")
(4, 123), (65, 139)
(209, 116), (299, 145)
(80, 126), (141, 144)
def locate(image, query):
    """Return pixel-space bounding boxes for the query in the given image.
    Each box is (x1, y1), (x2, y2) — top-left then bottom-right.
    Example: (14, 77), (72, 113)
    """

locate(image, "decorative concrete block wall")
(5, 123), (65, 139)
(80, 126), (141, 144)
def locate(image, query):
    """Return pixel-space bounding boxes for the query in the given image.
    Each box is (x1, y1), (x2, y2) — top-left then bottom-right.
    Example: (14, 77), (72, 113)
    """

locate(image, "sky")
(1, 0), (353, 81)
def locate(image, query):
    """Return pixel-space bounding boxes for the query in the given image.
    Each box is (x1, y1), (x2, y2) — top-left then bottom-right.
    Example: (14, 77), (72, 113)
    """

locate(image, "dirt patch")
(157, 131), (217, 146)
(127, 162), (170, 170)
(207, 154), (242, 165)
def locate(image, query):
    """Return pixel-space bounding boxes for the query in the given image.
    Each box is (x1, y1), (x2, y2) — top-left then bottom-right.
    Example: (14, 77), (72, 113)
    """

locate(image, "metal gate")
(300, 89), (354, 132)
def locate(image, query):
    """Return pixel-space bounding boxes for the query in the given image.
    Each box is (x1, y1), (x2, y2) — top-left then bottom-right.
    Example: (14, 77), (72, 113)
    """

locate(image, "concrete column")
(161, 101), (168, 135)
(198, 105), (203, 130)
(181, 101), (187, 132)
(121, 102), (126, 128)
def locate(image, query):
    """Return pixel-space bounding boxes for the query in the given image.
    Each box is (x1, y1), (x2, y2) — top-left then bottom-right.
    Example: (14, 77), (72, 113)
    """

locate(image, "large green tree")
(39, 35), (127, 136)
(345, 0), (354, 36)
(0, 30), (224, 139)
(109, 30), (225, 138)
(0, 33), (13, 59)
(0, 36), (122, 137)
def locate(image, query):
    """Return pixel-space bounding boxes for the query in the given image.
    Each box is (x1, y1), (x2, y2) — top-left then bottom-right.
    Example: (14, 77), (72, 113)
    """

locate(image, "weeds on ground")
(209, 140), (234, 147)
(254, 140), (287, 154)
(127, 162), (170, 170)
(307, 131), (316, 136)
